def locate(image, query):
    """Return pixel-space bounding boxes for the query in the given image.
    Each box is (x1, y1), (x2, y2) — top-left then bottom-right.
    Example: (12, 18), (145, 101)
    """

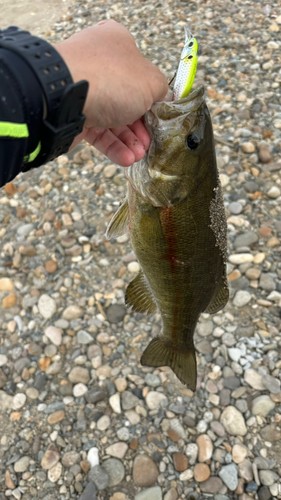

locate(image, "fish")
(173, 26), (198, 100)
(106, 31), (229, 391)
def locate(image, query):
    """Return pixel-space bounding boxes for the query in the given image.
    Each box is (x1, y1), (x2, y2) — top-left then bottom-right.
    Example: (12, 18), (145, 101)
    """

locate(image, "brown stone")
(16, 207), (27, 218)
(48, 411), (65, 425)
(5, 470), (15, 489)
(2, 293), (17, 308)
(29, 189), (39, 199)
(200, 476), (223, 493)
(173, 452), (188, 472)
(194, 463), (210, 482)
(19, 245), (36, 256)
(43, 209), (56, 222)
(0, 368), (7, 388)
(10, 411), (22, 422)
(133, 454), (159, 487)
(258, 145), (271, 163)
(259, 227), (272, 237)
(129, 439), (139, 450)
(45, 260), (57, 274)
(80, 460), (91, 473)
(168, 429), (180, 442)
(196, 434), (213, 462)
(38, 358), (51, 371)
(4, 182), (17, 195)
(41, 446), (60, 470)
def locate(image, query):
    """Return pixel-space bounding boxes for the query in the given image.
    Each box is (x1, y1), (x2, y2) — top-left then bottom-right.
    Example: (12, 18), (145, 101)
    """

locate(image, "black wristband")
(0, 26), (89, 169)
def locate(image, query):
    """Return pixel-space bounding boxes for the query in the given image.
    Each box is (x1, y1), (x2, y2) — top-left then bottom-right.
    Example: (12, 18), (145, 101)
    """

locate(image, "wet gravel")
(0, 0), (281, 499)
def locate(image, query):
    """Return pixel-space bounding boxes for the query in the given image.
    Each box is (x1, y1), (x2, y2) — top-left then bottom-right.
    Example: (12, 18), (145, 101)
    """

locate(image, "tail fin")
(141, 337), (197, 391)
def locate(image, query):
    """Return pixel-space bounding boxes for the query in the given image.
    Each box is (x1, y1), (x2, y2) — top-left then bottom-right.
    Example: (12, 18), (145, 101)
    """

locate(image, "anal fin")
(141, 337), (197, 391)
(205, 281), (229, 314)
(125, 271), (157, 315)
(106, 197), (129, 239)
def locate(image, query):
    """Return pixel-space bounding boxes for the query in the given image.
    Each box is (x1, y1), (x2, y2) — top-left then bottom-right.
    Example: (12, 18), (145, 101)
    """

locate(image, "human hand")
(53, 20), (168, 166)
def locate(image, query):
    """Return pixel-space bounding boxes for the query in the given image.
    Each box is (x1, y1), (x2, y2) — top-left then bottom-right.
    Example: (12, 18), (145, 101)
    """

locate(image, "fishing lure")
(173, 26), (198, 100)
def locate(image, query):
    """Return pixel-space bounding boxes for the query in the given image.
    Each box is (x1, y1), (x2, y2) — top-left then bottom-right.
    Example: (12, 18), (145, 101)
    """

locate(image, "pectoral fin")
(106, 197), (129, 239)
(205, 281), (229, 314)
(125, 272), (157, 314)
(141, 337), (197, 391)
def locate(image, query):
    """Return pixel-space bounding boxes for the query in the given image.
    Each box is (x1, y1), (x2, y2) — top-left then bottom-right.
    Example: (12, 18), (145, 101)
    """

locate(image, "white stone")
(127, 261), (140, 273)
(87, 447), (99, 467)
(219, 173), (229, 187)
(13, 393), (26, 409)
(73, 383), (88, 397)
(229, 253), (253, 264)
(109, 393), (121, 414)
(48, 462), (62, 482)
(267, 186), (281, 199)
(179, 469), (194, 481)
(228, 348), (241, 362)
(104, 164), (117, 178)
(97, 415), (111, 431)
(0, 354), (8, 366)
(146, 391), (168, 410)
(273, 119), (281, 129)
(220, 406), (247, 436)
(45, 326), (62, 346)
(38, 294), (56, 319)
(233, 290), (251, 307)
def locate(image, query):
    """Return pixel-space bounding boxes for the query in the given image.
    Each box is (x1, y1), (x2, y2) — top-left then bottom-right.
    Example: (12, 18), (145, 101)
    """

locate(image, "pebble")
(109, 393), (121, 414)
(146, 391), (168, 410)
(251, 395), (275, 417)
(196, 434), (213, 462)
(45, 326), (62, 346)
(78, 483), (97, 500)
(263, 374), (280, 394)
(87, 448), (99, 468)
(73, 383), (88, 397)
(48, 462), (62, 482)
(105, 442), (128, 459)
(121, 390), (140, 410)
(0, 278), (14, 291)
(14, 456), (30, 472)
(232, 444), (247, 464)
(88, 465), (109, 490)
(228, 202), (243, 215)
(267, 186), (280, 199)
(244, 369), (266, 390)
(233, 290), (251, 307)
(38, 294), (57, 319)
(185, 443), (198, 465)
(77, 330), (93, 344)
(135, 486), (162, 500)
(133, 454), (159, 487)
(219, 464), (238, 491)
(41, 448), (60, 470)
(62, 450), (80, 467)
(220, 406), (247, 436)
(128, 261), (140, 273)
(229, 253), (253, 264)
(62, 305), (83, 320)
(259, 470), (279, 487)
(68, 367), (90, 384)
(173, 452), (188, 472)
(200, 477), (223, 494)
(102, 458), (125, 487)
(241, 142), (255, 153)
(104, 164), (117, 178)
(13, 393), (26, 410)
(194, 463), (210, 482)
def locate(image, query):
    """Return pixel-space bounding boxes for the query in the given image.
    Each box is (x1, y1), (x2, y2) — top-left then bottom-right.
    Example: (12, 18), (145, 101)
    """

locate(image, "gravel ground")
(1, 1), (281, 499)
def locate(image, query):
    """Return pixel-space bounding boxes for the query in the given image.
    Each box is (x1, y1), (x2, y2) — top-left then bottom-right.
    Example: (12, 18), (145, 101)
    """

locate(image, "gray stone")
(102, 458), (125, 487)
(262, 374), (280, 394)
(234, 231), (258, 248)
(121, 391), (140, 410)
(239, 459), (254, 482)
(251, 395), (275, 417)
(223, 376), (240, 390)
(88, 465), (109, 490)
(259, 273), (276, 291)
(78, 483), (97, 500)
(77, 330), (93, 344)
(135, 486), (162, 500)
(200, 476), (223, 493)
(233, 290), (251, 307)
(210, 421), (225, 437)
(106, 304), (127, 323)
(228, 202), (243, 215)
(197, 321), (213, 337)
(145, 373), (161, 387)
(68, 367), (90, 384)
(257, 485), (271, 500)
(14, 456), (30, 472)
(219, 464), (238, 491)
(85, 388), (107, 404)
(259, 470), (279, 487)
(17, 223), (34, 236)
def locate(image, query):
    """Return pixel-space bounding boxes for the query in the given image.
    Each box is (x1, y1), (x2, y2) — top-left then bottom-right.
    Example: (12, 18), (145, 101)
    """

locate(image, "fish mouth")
(147, 85), (205, 126)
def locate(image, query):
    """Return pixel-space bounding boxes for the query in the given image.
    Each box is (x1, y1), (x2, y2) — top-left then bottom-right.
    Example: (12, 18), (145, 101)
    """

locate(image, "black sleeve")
(0, 47), (44, 187)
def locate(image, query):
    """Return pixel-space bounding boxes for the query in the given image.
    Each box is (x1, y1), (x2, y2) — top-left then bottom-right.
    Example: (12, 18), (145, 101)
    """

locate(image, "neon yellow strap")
(0, 121), (29, 138)
(24, 141), (41, 163)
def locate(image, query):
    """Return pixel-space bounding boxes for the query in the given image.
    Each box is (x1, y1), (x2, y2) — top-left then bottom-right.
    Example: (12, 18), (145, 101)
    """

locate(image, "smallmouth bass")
(106, 41), (229, 391)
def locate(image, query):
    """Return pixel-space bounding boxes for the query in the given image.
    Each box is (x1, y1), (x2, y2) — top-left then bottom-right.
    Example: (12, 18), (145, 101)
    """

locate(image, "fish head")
(144, 86), (216, 195)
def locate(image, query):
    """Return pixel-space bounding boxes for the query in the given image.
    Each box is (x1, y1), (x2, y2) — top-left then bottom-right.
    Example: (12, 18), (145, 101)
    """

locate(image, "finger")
(110, 125), (146, 162)
(84, 127), (136, 167)
(128, 119), (150, 151)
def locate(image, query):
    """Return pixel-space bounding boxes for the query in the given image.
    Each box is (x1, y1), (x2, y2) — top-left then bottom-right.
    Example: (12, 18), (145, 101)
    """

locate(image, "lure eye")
(188, 55), (193, 60)
(186, 133), (201, 150)
(188, 41), (194, 48)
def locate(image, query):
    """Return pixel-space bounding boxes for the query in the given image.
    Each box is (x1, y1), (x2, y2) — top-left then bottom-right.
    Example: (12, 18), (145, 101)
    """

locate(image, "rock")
(117, 427), (130, 441)
(173, 452), (188, 472)
(258, 145), (271, 163)
(121, 391), (140, 410)
(234, 231), (258, 248)
(259, 273), (276, 291)
(105, 442), (128, 459)
(260, 424), (281, 442)
(109, 393), (121, 414)
(38, 294), (56, 319)
(68, 367), (90, 384)
(43, 209), (56, 221)
(220, 406), (247, 436)
(146, 391), (168, 410)
(13, 393), (26, 409)
(0, 278), (14, 291)
(259, 470), (279, 487)
(228, 202), (243, 215)
(232, 444), (247, 464)
(257, 486), (271, 500)
(228, 348), (241, 362)
(48, 410), (65, 424)
(219, 464), (238, 491)
(106, 304), (127, 323)
(102, 458), (125, 487)
(196, 434), (213, 462)
(45, 326), (62, 346)
(163, 488), (177, 500)
(128, 261), (140, 273)
(88, 464), (109, 490)
(229, 254), (253, 264)
(14, 456), (30, 472)
(78, 483), (97, 500)
(62, 305), (83, 320)
(239, 459), (254, 482)
(133, 454), (159, 487)
(267, 186), (280, 199)
(115, 378), (127, 392)
(185, 443), (198, 465)
(251, 395), (275, 417)
(17, 223), (33, 236)
(45, 260), (57, 273)
(85, 388), (107, 404)
(41, 447), (60, 470)
(104, 164), (117, 178)
(244, 369), (266, 390)
(97, 415), (110, 431)
(62, 451), (80, 467)
(135, 486), (162, 500)
(87, 447), (99, 468)
(233, 290), (251, 307)
(48, 462), (62, 482)
(73, 383), (88, 397)
(241, 142), (255, 153)
(262, 375), (280, 394)
(194, 463), (210, 482)
(169, 418), (186, 439)
(0, 369), (7, 388)
(145, 373), (161, 387)
(200, 477), (223, 493)
(210, 421), (225, 437)
(77, 330), (93, 344)
(2, 293), (17, 308)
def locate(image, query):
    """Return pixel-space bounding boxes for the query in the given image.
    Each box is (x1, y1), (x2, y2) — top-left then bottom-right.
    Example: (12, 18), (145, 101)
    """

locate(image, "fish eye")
(186, 133), (201, 150)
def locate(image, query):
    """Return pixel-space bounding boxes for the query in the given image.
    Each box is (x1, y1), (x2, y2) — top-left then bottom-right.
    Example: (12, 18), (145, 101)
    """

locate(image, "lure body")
(173, 26), (198, 100)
